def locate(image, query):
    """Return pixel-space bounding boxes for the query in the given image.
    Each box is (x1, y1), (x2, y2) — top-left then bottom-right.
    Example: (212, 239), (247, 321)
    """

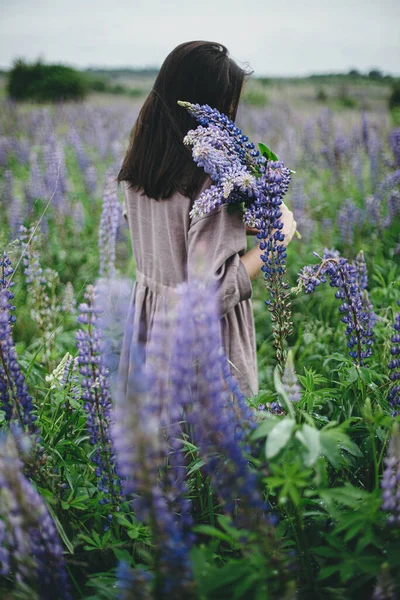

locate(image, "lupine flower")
(24, 151), (46, 215)
(84, 164), (98, 196)
(354, 251), (377, 325)
(381, 425), (400, 526)
(337, 199), (363, 246)
(0, 286), (37, 433)
(117, 561), (153, 600)
(170, 278), (264, 520)
(98, 169), (121, 279)
(389, 127), (400, 168)
(20, 226), (60, 361)
(43, 139), (69, 214)
(388, 303), (400, 416)
(3, 169), (23, 239)
(0, 431), (71, 599)
(179, 101), (292, 367)
(282, 350), (302, 403)
(385, 190), (400, 227)
(76, 284), (122, 510)
(298, 249), (374, 366)
(68, 127), (90, 172)
(372, 564), (398, 600)
(113, 316), (195, 599)
(368, 130), (381, 193)
(361, 110), (369, 153)
(62, 281), (76, 314)
(0, 252), (16, 324)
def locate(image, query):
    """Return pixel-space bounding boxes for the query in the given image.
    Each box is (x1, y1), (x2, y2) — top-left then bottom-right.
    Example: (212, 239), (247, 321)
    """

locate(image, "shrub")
(7, 59), (89, 102)
(389, 84), (400, 111)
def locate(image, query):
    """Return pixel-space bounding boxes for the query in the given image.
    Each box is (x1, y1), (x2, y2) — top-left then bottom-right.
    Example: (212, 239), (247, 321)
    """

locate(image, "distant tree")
(389, 84), (400, 110)
(7, 59), (89, 102)
(348, 69), (361, 78)
(368, 69), (384, 81)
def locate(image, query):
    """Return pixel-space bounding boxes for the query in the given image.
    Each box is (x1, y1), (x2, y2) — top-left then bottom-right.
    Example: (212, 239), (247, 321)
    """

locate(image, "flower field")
(0, 83), (400, 599)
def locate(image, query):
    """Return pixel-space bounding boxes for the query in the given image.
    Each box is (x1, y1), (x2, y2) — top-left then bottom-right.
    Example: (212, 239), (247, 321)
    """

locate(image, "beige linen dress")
(121, 178), (258, 397)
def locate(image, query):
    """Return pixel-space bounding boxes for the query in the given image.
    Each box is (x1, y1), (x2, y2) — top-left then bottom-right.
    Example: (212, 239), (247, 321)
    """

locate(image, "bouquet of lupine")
(178, 101), (293, 366)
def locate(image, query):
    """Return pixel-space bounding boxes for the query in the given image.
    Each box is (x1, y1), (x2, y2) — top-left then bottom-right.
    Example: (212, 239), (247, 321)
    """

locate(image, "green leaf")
(295, 424), (321, 466)
(265, 418), (295, 458)
(258, 142), (278, 162)
(250, 415), (280, 440)
(274, 366), (295, 419)
(193, 525), (232, 544)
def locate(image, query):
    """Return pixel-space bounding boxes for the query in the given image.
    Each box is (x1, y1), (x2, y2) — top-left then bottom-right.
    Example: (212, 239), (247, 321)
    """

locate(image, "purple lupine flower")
(385, 190), (400, 227)
(19, 226), (59, 360)
(337, 198), (363, 246)
(179, 101), (293, 367)
(72, 201), (86, 232)
(98, 170), (121, 279)
(0, 431), (71, 599)
(84, 164), (98, 196)
(372, 565), (398, 600)
(117, 561), (153, 600)
(113, 318), (195, 598)
(3, 170), (23, 239)
(389, 127), (400, 168)
(298, 249), (374, 366)
(368, 130), (381, 193)
(282, 351), (302, 403)
(388, 303), (400, 416)
(178, 101), (261, 164)
(0, 136), (11, 167)
(354, 250), (377, 327)
(68, 127), (90, 172)
(170, 278), (264, 520)
(76, 284), (122, 510)
(361, 110), (369, 153)
(43, 140), (69, 214)
(24, 151), (46, 215)
(0, 286), (37, 433)
(381, 425), (400, 526)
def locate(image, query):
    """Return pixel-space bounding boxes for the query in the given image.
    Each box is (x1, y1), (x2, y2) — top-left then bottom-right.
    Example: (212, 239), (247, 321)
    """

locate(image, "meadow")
(0, 77), (399, 599)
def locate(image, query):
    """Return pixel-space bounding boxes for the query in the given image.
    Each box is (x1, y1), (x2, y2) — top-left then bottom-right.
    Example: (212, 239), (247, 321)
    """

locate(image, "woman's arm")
(240, 203), (297, 281)
(187, 205), (252, 316)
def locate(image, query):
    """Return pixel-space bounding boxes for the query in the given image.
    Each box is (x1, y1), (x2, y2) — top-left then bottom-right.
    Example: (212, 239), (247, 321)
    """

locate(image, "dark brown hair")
(117, 41), (252, 200)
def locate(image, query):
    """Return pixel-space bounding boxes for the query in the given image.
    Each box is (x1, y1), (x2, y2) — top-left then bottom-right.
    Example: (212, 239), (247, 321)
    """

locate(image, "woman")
(118, 40), (296, 397)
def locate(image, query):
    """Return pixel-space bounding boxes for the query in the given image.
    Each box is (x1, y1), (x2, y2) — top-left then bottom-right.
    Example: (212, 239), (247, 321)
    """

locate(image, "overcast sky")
(0, 0), (399, 76)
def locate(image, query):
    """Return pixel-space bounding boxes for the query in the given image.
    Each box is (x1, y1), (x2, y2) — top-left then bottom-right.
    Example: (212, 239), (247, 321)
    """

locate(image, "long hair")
(117, 41), (252, 200)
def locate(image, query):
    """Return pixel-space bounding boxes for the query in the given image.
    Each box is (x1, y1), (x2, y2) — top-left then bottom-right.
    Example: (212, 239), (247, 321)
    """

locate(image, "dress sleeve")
(187, 204), (252, 317)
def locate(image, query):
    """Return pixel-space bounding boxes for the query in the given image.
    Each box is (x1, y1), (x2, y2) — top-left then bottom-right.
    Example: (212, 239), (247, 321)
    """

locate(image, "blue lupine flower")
(117, 561), (153, 600)
(76, 284), (122, 509)
(354, 250), (377, 327)
(113, 316), (195, 598)
(0, 286), (37, 433)
(98, 169), (121, 279)
(388, 303), (400, 416)
(389, 127), (400, 168)
(298, 249), (374, 366)
(381, 425), (400, 526)
(282, 351), (302, 403)
(179, 101), (292, 367)
(0, 431), (71, 599)
(170, 278), (264, 520)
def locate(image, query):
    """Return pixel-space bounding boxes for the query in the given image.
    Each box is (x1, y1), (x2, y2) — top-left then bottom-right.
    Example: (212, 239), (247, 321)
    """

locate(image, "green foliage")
(389, 83), (400, 110)
(7, 59), (89, 102)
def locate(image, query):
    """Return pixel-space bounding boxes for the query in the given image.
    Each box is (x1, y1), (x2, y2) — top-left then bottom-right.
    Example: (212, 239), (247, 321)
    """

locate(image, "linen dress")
(121, 177), (258, 398)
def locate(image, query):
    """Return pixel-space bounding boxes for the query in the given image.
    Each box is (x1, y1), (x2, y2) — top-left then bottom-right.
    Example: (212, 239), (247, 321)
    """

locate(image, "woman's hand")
(245, 203), (297, 247)
(280, 203), (297, 247)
